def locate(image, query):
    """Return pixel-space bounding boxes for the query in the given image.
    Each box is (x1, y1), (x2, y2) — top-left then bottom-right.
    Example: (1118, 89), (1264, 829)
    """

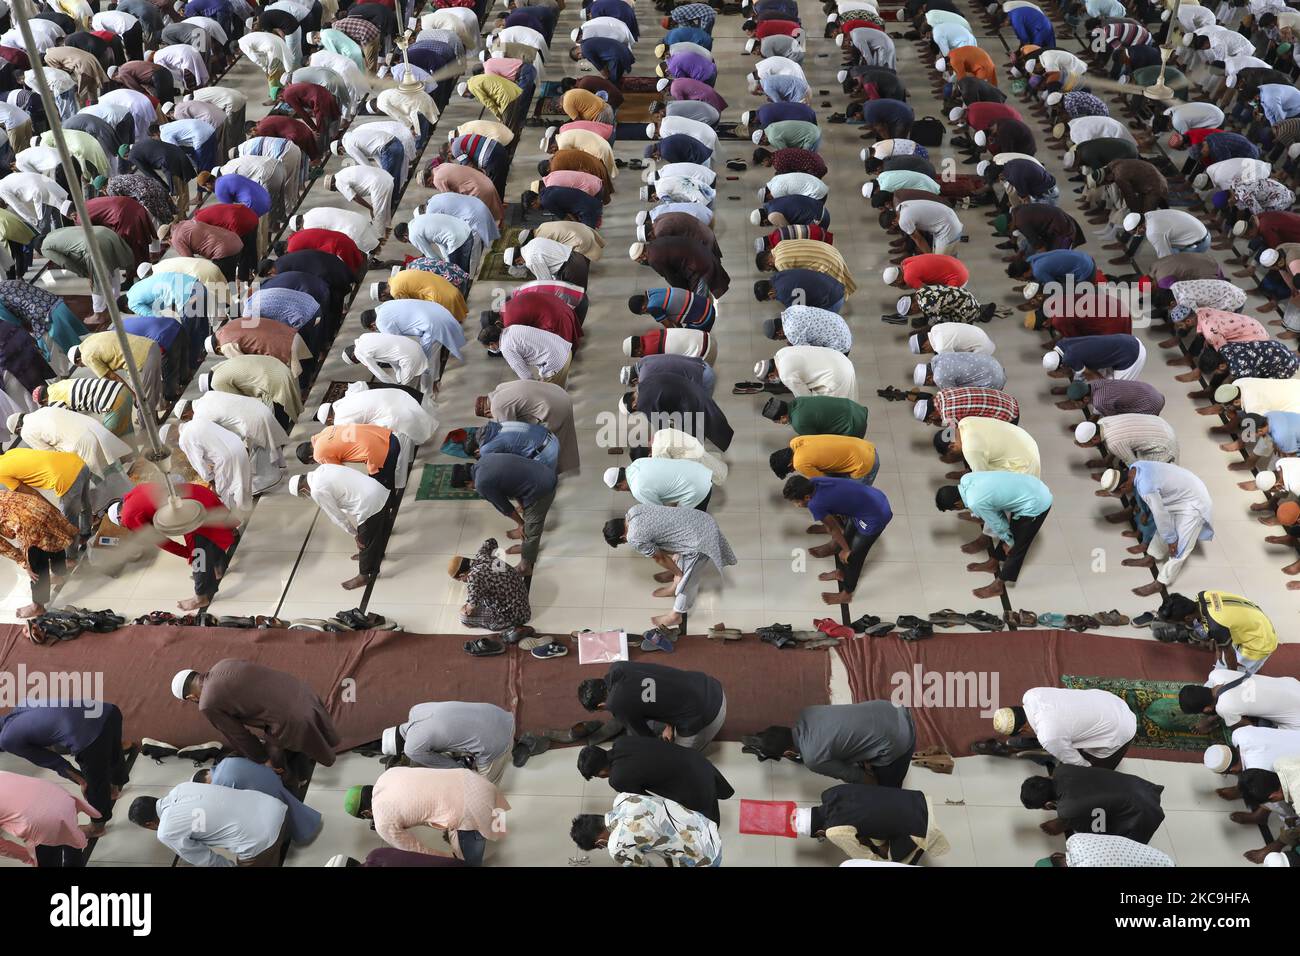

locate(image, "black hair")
(569, 814), (606, 850)
(627, 294), (648, 313)
(1083, 17), (1101, 31)
(1178, 684), (1215, 715)
(295, 442), (315, 465)
(1197, 346), (1222, 374)
(191, 768), (209, 784)
(128, 796), (159, 826)
(1005, 705), (1028, 735)
(576, 745), (610, 780)
(1240, 413), (1269, 439)
(1006, 259), (1031, 279)
(602, 518), (626, 548)
(932, 428), (954, 456)
(478, 325), (502, 346)
(1238, 769), (1283, 804)
(749, 725), (796, 760)
(359, 309), (377, 329)
(768, 447), (795, 478)
(935, 485), (963, 511)
(628, 445), (650, 461)
(521, 190), (539, 207)
(753, 279), (773, 301)
(754, 250), (772, 272)
(577, 677), (608, 711)
(782, 475), (814, 501)
(752, 147), (773, 165)
(1019, 776), (1055, 809)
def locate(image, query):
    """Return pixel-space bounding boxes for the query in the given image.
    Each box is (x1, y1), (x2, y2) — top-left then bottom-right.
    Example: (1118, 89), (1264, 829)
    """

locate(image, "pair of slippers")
(141, 738), (223, 764)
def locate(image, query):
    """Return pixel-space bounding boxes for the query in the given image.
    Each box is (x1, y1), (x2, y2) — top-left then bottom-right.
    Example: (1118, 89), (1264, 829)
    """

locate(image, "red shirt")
(280, 82), (340, 130)
(901, 253), (970, 289)
(79, 196), (153, 264)
(1185, 127), (1222, 147)
(1048, 284), (1132, 338)
(252, 115), (320, 160)
(195, 202), (259, 237)
(756, 19), (800, 38)
(1258, 211), (1300, 248)
(967, 102), (1023, 131)
(119, 482), (235, 556)
(502, 291), (582, 345)
(286, 228), (364, 273)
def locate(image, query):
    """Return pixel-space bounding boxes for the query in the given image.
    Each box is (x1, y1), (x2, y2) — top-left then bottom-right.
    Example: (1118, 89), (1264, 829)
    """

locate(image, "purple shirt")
(667, 52), (717, 84)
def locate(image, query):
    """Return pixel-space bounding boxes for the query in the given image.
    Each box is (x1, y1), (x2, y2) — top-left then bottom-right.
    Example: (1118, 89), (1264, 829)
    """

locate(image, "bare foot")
(806, 523), (827, 534)
(516, 562), (533, 576)
(177, 596), (209, 611)
(1216, 785), (1241, 801)
(507, 527), (523, 540)
(652, 585), (677, 598)
(822, 591), (852, 605)
(818, 569), (844, 581)
(961, 535), (992, 554)
(80, 823), (106, 838)
(653, 571), (675, 583)
(651, 612), (682, 628)
(808, 542), (838, 558)
(973, 581), (1005, 598)
(341, 574), (372, 590)
(15, 603), (43, 619)
(506, 544), (522, 555)
(1132, 581), (1163, 597)
(967, 558), (999, 573)
(1122, 556), (1156, 568)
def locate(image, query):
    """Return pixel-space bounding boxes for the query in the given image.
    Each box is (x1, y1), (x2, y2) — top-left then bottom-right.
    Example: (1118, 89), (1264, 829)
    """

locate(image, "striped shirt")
(772, 240), (856, 295)
(1087, 379), (1166, 417)
(501, 325), (572, 381)
(645, 288), (715, 332)
(46, 378), (126, 414)
(935, 387), (1019, 426)
(1097, 414), (1179, 465)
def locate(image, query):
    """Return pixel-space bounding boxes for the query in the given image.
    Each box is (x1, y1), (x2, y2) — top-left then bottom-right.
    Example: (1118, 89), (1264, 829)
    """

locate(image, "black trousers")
(373, 434), (402, 490)
(872, 745), (913, 789)
(35, 844), (85, 868)
(190, 533), (229, 599)
(76, 704), (129, 822)
(558, 252), (590, 289)
(1083, 739), (1131, 771)
(272, 402), (292, 432)
(694, 489), (712, 512)
(357, 510), (388, 577)
(836, 523), (883, 593)
(995, 507), (1050, 584)
(28, 547), (66, 605)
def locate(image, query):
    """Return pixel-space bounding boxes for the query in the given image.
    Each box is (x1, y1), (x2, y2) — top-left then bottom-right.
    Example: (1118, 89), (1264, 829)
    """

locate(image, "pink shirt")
(483, 57), (524, 80)
(1196, 308), (1270, 351)
(543, 169), (604, 197)
(559, 120), (614, 142)
(372, 767), (510, 857)
(0, 771), (98, 863)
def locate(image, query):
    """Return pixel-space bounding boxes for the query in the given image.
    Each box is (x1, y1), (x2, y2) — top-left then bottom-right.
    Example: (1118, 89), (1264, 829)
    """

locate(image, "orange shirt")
(311, 424), (393, 474)
(790, 435), (877, 479)
(950, 46), (997, 85)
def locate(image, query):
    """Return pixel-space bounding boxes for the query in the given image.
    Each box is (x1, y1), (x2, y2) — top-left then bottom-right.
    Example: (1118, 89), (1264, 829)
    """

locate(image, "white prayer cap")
(861, 182), (874, 198)
(1264, 852), (1291, 867)
(1257, 470), (1278, 492)
(602, 467), (621, 489)
(1009, 66), (1021, 77)
(913, 363), (928, 386)
(622, 336), (636, 357)
(316, 403), (333, 425)
(66, 345), (80, 366)
(1098, 468), (1121, 492)
(198, 372), (212, 393)
(793, 807), (812, 837)
(826, 12), (838, 23)
(1182, 32), (1193, 46)
(170, 669), (197, 700)
(1122, 212), (1142, 233)
(1074, 421), (1098, 444)
(645, 167), (659, 184)
(752, 129), (764, 145)
(746, 38), (757, 53)
(1063, 149), (1076, 168)
(381, 726), (400, 756)
(1226, 74), (1237, 88)
(330, 140), (345, 156)
(973, 130), (987, 147)
(935, 57), (946, 73)
(948, 106), (963, 123)
(636, 210), (649, 226)
(646, 123), (658, 139)
(1025, 58), (1037, 72)
(570, 27), (580, 42)
(59, 199), (73, 217)
(504, 247), (517, 266)
(369, 281), (383, 301)
(456, 80), (469, 97)
(629, 242), (645, 260)
(882, 266), (900, 285)
(107, 500), (123, 526)
(654, 43), (667, 59)
(896, 295), (912, 316)
(516, 229), (532, 245)
(1232, 219), (1248, 237)
(1046, 92), (1062, 107)
(913, 400), (929, 421)
(174, 400), (190, 419)
(908, 334), (922, 354)
(135, 261), (153, 280)
(992, 708), (1018, 735)
(107, 65), (118, 78)
(637, 224), (648, 243)
(741, 110), (752, 127)
(1260, 248), (1281, 268)
(204, 335), (218, 356)
(657, 78), (670, 92)
(289, 474), (306, 496)
(4, 412), (20, 436)
(1042, 349), (1062, 371)
(1203, 744), (1233, 774)
(976, 160), (990, 176)
(750, 209), (763, 226)
(860, 147), (868, 162)
(1023, 282), (1040, 300)
(158, 423), (176, 445)
(754, 237), (766, 254)
(325, 855), (350, 868)
(1290, 143), (1300, 160)
(837, 69), (848, 84)
(1193, 173), (1209, 190)
(835, 32), (845, 47)
(619, 365), (634, 385)
(754, 359), (772, 378)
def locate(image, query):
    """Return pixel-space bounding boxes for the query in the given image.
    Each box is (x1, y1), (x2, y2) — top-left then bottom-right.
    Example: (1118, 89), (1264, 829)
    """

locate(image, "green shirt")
(788, 396), (868, 437)
(765, 120), (821, 152)
(41, 226), (135, 275)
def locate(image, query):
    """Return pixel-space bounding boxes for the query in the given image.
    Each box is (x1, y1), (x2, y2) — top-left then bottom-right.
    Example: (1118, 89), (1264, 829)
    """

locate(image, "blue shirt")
(757, 102), (817, 127)
(767, 195), (827, 227)
(375, 299), (464, 359)
(1008, 7), (1056, 48)
(1029, 249), (1095, 285)
(422, 192), (500, 246)
(127, 272), (203, 315)
(1267, 411), (1300, 454)
(1204, 132), (1259, 164)
(540, 186), (602, 228)
(1057, 334), (1141, 372)
(1000, 159), (1056, 199)
(473, 452), (557, 512)
(215, 174), (272, 218)
(263, 270), (330, 307)
(160, 119), (216, 151)
(593, 0), (641, 39)
(958, 472), (1052, 546)
(664, 26), (708, 48)
(656, 134), (713, 166)
(771, 269), (843, 310)
(581, 37), (635, 83)
(808, 477), (892, 535)
(1260, 84), (1300, 126)
(122, 313), (182, 350)
(243, 287), (320, 330)
(760, 74), (810, 104)
(932, 21), (978, 54)
(477, 420), (554, 460)
(210, 755), (322, 845)
(0, 703), (117, 777)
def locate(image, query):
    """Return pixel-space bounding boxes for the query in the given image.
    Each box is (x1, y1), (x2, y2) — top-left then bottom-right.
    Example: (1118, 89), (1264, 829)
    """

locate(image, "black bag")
(910, 117), (946, 147)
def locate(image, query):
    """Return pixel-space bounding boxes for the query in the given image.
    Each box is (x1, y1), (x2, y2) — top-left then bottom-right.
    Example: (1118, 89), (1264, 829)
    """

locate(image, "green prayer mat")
(477, 226), (526, 282)
(1061, 674), (1231, 753)
(416, 464), (481, 501)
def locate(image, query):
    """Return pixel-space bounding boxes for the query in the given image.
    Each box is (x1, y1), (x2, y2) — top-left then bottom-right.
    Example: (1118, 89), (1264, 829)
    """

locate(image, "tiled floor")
(1, 1), (1293, 866)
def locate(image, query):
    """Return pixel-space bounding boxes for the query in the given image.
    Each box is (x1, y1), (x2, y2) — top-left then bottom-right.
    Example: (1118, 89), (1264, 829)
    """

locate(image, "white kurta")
(19, 406), (132, 477)
(177, 418), (253, 514)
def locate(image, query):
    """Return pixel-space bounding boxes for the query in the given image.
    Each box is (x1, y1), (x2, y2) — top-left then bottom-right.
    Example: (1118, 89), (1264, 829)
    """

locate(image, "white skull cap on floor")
(1122, 212), (1142, 233)
(1074, 421), (1098, 444)
(1042, 349), (1062, 371)
(1098, 468), (1121, 492)
(882, 266), (900, 284)
(912, 363), (927, 386)
(1260, 248), (1281, 267)
(1023, 281), (1040, 300)
(1202, 743), (1233, 773)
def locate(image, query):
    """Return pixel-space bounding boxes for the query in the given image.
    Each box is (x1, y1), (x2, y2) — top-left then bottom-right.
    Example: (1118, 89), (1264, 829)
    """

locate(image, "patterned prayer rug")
(416, 463), (481, 501)
(477, 226), (526, 281)
(1061, 674), (1232, 753)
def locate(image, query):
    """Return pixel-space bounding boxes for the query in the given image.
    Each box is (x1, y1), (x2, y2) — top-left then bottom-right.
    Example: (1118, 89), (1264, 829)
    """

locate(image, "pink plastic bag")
(577, 630), (628, 665)
(739, 800), (797, 838)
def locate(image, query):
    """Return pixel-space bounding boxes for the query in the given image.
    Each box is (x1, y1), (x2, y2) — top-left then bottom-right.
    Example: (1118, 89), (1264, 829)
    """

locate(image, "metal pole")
(13, 0), (178, 487)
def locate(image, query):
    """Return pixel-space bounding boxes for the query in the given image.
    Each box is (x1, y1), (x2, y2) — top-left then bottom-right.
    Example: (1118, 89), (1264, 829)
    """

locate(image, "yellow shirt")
(556, 128), (616, 177)
(388, 270), (467, 320)
(80, 331), (156, 379)
(790, 435), (876, 479)
(0, 448), (86, 495)
(772, 239), (857, 296)
(1201, 591), (1278, 662)
(957, 417), (1041, 477)
(153, 256), (227, 286)
(455, 120), (514, 146)
(468, 74), (522, 120)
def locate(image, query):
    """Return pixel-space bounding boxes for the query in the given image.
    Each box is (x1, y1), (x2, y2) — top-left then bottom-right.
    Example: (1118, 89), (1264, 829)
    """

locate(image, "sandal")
(813, 618), (854, 639)
(965, 610), (1005, 632)
(464, 637), (505, 657)
(1006, 609), (1037, 627)
(1095, 609), (1130, 626)
(896, 614), (929, 629)
(898, 624), (933, 641)
(732, 381), (765, 394)
(640, 629), (675, 653)
(518, 634), (552, 650)
(927, 609), (968, 627)
(511, 733), (550, 767)
(1038, 612), (1068, 628)
(801, 637), (841, 649)
(707, 624), (743, 641)
(725, 158), (748, 171)
(502, 625), (536, 645)
(543, 720), (604, 743)
(864, 621), (896, 637)
(849, 613), (880, 632)
(911, 746), (955, 774)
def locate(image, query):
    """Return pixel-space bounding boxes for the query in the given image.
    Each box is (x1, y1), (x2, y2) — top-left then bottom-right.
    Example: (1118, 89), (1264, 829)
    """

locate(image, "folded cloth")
(440, 426), (477, 458)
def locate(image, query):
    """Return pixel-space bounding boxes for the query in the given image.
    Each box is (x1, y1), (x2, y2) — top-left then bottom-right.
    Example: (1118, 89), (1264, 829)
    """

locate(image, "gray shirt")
(626, 503), (737, 572)
(156, 782), (287, 867)
(400, 701), (516, 771)
(794, 702), (916, 784)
